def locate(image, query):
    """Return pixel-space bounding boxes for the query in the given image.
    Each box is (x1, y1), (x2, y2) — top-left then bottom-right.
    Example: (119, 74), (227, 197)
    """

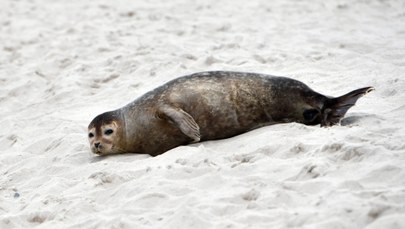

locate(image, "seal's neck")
(120, 107), (143, 153)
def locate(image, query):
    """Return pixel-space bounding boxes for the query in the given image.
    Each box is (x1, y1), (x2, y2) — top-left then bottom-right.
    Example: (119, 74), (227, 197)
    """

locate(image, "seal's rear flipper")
(322, 87), (374, 127)
(158, 105), (201, 142)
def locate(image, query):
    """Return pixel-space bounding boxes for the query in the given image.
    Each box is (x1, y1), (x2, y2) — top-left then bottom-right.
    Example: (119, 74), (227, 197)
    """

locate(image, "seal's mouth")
(91, 147), (104, 156)
(91, 144), (126, 156)
(94, 151), (103, 155)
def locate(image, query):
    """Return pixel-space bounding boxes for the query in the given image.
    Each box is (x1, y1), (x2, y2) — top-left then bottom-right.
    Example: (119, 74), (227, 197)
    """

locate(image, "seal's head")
(88, 110), (126, 155)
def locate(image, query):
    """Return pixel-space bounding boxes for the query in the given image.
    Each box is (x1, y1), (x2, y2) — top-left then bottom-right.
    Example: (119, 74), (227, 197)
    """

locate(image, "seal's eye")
(88, 133), (94, 138)
(104, 129), (114, 135)
(303, 109), (319, 122)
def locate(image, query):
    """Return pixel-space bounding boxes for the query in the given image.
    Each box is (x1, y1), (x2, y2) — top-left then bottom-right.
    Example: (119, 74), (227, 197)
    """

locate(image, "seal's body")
(88, 71), (373, 156)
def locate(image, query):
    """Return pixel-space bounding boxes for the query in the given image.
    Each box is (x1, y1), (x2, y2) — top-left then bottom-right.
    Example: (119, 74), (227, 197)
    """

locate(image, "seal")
(88, 71), (374, 156)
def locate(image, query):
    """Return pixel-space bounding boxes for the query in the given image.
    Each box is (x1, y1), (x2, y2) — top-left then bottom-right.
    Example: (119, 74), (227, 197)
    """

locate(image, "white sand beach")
(1, 0), (405, 228)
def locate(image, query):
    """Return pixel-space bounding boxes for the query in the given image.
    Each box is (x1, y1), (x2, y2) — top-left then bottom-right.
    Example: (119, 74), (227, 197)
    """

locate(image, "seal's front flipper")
(158, 105), (201, 142)
(322, 87), (374, 127)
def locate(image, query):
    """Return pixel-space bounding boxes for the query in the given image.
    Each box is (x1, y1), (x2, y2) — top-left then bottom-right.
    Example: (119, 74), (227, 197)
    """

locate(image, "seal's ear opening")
(321, 87), (374, 127)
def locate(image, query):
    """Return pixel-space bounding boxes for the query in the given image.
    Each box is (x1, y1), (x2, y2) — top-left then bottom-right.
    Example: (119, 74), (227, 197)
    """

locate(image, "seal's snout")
(94, 142), (100, 148)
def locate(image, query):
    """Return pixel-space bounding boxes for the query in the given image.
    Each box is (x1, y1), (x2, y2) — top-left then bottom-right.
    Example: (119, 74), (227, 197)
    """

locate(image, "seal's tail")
(321, 87), (374, 127)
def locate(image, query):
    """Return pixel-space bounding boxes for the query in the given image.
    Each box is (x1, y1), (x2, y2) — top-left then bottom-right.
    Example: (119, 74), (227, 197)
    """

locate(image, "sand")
(1, 0), (405, 228)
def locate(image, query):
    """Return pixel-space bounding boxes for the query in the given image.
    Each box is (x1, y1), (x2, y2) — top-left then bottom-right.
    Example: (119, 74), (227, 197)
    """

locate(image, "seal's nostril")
(94, 142), (100, 148)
